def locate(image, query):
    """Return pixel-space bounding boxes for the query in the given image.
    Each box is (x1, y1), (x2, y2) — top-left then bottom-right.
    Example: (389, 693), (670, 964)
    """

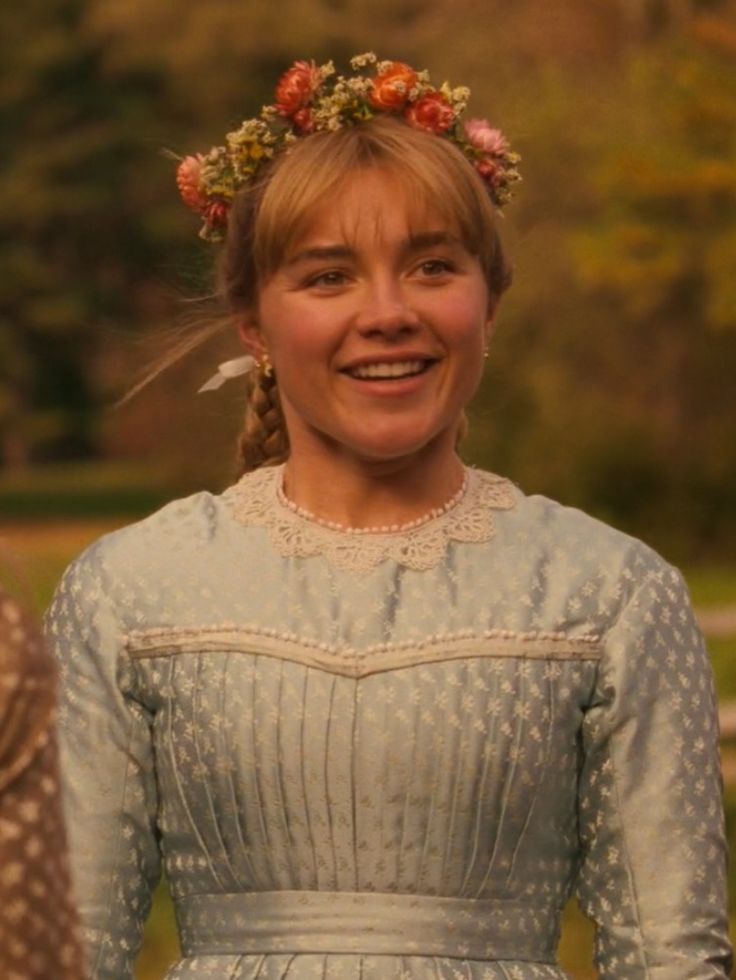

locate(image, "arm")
(576, 559), (732, 978)
(44, 547), (161, 980)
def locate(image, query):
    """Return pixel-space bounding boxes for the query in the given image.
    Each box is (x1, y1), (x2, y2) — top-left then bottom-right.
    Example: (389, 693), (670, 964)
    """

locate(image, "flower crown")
(176, 52), (521, 242)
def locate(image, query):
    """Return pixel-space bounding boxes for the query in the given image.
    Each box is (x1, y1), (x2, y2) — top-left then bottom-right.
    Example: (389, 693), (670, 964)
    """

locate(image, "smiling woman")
(220, 109), (512, 504)
(243, 165), (496, 516)
(44, 54), (732, 980)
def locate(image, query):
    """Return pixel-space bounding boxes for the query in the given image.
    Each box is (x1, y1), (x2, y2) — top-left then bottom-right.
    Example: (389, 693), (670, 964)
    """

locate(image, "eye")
(307, 269), (349, 289)
(417, 258), (454, 278)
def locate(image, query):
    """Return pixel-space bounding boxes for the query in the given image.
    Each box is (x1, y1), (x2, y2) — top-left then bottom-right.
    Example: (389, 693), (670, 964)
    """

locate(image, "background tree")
(0, 0), (167, 464)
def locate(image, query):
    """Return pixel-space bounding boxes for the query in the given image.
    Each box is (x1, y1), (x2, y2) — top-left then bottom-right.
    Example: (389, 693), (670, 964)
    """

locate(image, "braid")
(237, 370), (290, 474)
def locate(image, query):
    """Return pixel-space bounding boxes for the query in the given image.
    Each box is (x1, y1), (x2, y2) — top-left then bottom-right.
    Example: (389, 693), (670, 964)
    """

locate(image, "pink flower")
(404, 92), (455, 134)
(369, 62), (418, 110)
(464, 118), (509, 156)
(176, 155), (208, 214)
(275, 60), (321, 117)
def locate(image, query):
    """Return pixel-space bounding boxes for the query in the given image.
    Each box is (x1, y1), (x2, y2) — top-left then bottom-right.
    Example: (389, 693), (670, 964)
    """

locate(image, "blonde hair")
(220, 115), (512, 474)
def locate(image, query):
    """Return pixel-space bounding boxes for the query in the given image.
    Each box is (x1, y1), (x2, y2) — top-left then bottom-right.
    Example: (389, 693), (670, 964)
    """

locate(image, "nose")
(354, 277), (421, 338)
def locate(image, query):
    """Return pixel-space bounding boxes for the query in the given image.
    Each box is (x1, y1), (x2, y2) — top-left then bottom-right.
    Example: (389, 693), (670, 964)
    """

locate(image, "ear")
(236, 312), (268, 359)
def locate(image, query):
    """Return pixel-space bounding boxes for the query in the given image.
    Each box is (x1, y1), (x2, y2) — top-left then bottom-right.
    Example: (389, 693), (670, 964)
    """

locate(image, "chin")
(341, 426), (451, 464)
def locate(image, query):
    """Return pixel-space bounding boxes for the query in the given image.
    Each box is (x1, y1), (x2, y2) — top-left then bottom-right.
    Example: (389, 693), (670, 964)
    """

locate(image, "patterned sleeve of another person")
(0, 585), (86, 980)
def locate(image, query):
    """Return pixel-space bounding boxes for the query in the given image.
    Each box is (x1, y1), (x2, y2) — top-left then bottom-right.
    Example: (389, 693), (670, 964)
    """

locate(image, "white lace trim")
(223, 466), (517, 573)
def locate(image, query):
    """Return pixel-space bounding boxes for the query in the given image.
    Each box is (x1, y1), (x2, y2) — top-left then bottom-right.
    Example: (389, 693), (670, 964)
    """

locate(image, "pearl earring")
(259, 353), (274, 378)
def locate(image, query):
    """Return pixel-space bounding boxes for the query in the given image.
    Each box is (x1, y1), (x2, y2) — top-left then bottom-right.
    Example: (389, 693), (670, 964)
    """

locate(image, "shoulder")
(70, 487), (229, 573)
(47, 487), (239, 626)
(87, 466), (281, 566)
(485, 470), (660, 564)
(478, 470), (681, 619)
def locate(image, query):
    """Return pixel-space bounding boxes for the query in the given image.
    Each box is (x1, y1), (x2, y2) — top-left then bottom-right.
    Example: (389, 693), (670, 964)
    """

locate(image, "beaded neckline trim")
(275, 470), (469, 535)
(223, 465), (517, 573)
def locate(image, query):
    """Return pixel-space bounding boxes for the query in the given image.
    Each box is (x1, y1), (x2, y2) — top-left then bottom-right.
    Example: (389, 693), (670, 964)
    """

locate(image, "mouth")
(342, 359), (436, 381)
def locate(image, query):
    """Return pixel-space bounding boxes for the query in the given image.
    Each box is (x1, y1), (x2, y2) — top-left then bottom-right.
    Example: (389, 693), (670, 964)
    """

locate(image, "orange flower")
(404, 92), (455, 134)
(369, 62), (418, 110)
(176, 155), (207, 214)
(275, 60), (321, 117)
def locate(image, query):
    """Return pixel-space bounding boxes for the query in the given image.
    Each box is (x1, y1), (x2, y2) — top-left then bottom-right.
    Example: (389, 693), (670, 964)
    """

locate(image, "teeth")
(350, 360), (427, 380)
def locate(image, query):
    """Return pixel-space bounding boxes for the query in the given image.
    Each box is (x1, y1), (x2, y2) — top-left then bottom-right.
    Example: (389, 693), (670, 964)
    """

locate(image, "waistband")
(176, 890), (560, 960)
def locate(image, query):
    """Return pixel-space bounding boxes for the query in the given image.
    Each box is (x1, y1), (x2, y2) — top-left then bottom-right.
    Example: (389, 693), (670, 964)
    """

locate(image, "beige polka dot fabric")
(0, 588), (86, 980)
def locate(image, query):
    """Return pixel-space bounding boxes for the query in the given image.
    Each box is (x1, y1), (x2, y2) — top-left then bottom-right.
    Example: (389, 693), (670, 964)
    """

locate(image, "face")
(242, 168), (495, 470)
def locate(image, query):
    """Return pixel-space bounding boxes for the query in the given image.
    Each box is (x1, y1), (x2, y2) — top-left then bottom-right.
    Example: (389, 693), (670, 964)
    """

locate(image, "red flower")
(475, 157), (504, 187)
(275, 60), (321, 117)
(404, 91), (455, 133)
(369, 62), (418, 110)
(204, 201), (229, 228)
(292, 107), (315, 133)
(176, 155), (207, 214)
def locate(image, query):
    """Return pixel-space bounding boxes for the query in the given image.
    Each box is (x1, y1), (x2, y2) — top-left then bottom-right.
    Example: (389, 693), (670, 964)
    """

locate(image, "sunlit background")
(1, 0), (735, 976)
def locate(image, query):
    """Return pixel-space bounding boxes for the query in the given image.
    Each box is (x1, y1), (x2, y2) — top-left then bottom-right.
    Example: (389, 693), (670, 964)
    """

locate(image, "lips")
(343, 358), (434, 380)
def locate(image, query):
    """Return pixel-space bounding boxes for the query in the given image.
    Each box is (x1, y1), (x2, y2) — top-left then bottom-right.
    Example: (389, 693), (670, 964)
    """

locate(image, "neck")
(281, 447), (466, 531)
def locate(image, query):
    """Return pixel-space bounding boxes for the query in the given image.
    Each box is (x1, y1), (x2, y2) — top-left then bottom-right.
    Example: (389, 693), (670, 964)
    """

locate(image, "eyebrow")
(286, 245), (354, 266)
(407, 231), (459, 250)
(285, 231), (461, 267)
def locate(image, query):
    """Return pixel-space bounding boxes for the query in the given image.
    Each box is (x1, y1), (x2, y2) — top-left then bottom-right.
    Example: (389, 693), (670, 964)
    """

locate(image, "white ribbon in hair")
(198, 355), (256, 393)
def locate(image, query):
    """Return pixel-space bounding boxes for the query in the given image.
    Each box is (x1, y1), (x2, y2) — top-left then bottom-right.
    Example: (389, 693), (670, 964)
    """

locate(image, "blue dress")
(45, 466), (732, 979)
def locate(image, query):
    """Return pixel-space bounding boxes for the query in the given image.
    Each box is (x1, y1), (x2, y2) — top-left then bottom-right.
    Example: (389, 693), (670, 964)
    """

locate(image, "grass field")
(1, 503), (734, 978)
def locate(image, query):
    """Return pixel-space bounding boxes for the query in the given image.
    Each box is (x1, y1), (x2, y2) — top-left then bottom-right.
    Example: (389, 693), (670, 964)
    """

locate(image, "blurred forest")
(1, 0), (736, 560)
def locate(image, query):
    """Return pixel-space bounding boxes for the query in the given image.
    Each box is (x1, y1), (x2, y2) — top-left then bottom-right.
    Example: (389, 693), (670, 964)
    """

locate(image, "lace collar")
(223, 465), (517, 574)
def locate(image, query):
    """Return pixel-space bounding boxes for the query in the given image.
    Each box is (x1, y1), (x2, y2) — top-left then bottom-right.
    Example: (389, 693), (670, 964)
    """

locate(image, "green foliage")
(571, 38), (736, 329)
(0, 460), (173, 519)
(0, 0), (168, 461)
(685, 564), (736, 606)
(710, 637), (736, 699)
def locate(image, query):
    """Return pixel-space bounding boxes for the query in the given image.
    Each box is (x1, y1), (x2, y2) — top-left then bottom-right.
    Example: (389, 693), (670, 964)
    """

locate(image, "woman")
(0, 584), (86, 980)
(46, 54), (731, 979)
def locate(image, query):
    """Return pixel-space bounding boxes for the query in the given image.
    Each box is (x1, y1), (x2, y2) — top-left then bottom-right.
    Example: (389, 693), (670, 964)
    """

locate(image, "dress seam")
(92, 712), (136, 979)
(585, 571), (657, 976)
(603, 738), (651, 977)
(125, 628), (603, 680)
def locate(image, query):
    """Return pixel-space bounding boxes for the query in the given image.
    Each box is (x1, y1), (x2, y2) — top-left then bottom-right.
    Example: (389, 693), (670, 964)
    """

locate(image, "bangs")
(251, 116), (499, 283)
(220, 115), (511, 311)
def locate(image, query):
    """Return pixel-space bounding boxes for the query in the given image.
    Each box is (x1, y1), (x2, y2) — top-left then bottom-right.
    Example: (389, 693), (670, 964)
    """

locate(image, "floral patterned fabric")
(0, 588), (86, 980)
(45, 468), (732, 979)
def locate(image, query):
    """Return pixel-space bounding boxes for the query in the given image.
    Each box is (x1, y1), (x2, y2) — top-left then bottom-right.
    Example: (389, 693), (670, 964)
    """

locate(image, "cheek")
(440, 295), (488, 356)
(439, 291), (490, 398)
(260, 302), (330, 371)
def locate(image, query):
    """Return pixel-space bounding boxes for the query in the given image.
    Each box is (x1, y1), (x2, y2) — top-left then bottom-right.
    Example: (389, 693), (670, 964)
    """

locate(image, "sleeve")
(0, 589), (86, 980)
(575, 558), (733, 979)
(44, 547), (161, 980)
